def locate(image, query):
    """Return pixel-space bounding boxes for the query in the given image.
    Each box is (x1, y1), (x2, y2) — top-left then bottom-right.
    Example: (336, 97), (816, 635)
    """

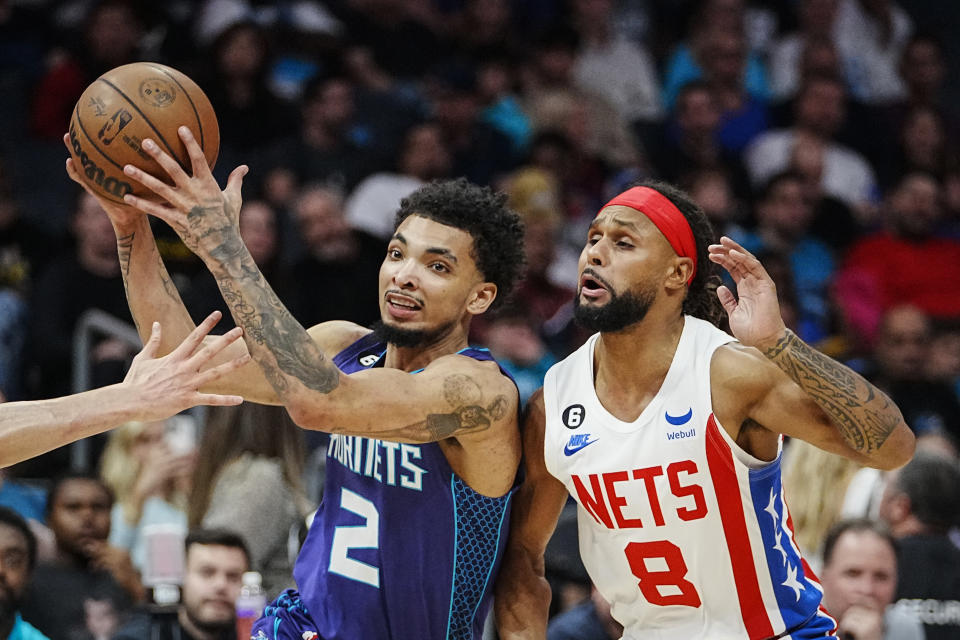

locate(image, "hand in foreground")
(707, 236), (787, 351)
(63, 133), (143, 228)
(123, 310), (248, 420)
(119, 126), (248, 256)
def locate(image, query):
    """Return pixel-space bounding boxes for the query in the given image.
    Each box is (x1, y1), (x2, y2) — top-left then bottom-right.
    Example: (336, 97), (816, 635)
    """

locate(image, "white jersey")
(543, 316), (837, 640)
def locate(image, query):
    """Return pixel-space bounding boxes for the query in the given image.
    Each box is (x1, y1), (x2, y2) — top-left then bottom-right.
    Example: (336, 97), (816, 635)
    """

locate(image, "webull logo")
(69, 121), (133, 199)
(666, 428), (696, 441)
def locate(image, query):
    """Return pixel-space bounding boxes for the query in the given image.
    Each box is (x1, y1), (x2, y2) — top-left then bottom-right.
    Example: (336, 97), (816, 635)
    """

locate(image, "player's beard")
(574, 280), (657, 333)
(372, 319), (455, 348)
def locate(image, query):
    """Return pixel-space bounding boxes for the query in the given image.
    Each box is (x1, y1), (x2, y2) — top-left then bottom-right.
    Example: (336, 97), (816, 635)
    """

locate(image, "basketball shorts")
(251, 589), (323, 640)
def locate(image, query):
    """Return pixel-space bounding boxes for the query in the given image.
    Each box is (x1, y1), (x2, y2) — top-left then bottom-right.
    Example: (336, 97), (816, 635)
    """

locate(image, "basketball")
(67, 62), (219, 203)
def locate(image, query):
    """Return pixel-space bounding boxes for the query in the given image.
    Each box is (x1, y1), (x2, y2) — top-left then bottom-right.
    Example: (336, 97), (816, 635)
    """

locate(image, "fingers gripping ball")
(67, 62), (220, 203)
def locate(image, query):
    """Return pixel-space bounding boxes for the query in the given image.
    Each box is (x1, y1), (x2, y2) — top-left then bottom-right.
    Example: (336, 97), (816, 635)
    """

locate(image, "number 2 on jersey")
(625, 540), (701, 607)
(329, 488), (380, 588)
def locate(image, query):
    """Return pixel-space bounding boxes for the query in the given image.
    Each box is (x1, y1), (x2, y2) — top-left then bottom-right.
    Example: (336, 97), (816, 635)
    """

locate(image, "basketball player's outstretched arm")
(708, 237), (915, 469)
(0, 313), (247, 467)
(64, 135), (283, 404)
(495, 390), (568, 639)
(119, 128), (520, 446)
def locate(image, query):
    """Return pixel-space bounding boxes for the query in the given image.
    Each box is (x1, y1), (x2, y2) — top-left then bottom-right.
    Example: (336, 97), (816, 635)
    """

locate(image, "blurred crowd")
(0, 0), (959, 638)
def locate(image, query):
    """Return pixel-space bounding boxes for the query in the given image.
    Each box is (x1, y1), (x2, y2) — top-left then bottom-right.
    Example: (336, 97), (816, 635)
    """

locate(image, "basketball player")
(0, 311), (246, 467)
(64, 127), (525, 639)
(494, 181), (916, 639)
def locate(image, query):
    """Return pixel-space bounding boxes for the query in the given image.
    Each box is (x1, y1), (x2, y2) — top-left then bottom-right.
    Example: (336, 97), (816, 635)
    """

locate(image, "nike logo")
(665, 408), (693, 425)
(564, 434), (599, 456)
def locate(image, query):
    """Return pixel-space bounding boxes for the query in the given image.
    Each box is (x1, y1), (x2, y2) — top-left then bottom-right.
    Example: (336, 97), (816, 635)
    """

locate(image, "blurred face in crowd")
(180, 544), (247, 634)
(821, 529), (897, 621)
(796, 78), (845, 138)
(873, 305), (930, 381)
(217, 24), (266, 78)
(239, 201), (278, 267)
(400, 124), (451, 181)
(304, 79), (354, 131)
(676, 87), (720, 139)
(702, 30), (746, 85)
(48, 478), (112, 561)
(901, 107), (944, 167)
(800, 0), (838, 36)
(0, 523), (30, 623)
(758, 176), (813, 240)
(74, 193), (120, 260)
(887, 173), (941, 239)
(295, 188), (350, 251)
(86, 2), (142, 66)
(901, 39), (945, 96)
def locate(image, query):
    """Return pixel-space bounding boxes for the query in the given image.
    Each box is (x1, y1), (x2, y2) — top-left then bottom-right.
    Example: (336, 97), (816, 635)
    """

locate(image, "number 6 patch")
(562, 404), (586, 429)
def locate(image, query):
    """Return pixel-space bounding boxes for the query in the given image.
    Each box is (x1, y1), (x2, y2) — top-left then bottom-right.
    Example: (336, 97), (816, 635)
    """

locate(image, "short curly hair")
(394, 178), (525, 310)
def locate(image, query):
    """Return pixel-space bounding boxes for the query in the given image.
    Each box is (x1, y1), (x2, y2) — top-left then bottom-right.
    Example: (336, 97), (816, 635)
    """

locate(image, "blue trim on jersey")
(748, 457), (824, 632)
(469, 490), (513, 625)
(445, 475), (459, 640)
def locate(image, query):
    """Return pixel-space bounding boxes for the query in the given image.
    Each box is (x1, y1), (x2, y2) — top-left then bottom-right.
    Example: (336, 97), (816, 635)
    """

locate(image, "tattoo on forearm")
(201, 213), (340, 396)
(117, 232), (135, 278)
(764, 330), (901, 454)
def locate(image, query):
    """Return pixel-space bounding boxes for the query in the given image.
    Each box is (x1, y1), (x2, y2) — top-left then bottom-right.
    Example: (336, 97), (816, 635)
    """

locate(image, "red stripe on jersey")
(705, 415), (776, 640)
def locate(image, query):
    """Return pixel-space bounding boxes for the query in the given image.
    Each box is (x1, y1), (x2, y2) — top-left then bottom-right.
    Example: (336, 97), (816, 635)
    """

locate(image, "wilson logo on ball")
(69, 122), (134, 199)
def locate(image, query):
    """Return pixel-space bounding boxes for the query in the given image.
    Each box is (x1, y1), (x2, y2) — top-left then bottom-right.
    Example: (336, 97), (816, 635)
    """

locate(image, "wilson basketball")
(67, 62), (219, 203)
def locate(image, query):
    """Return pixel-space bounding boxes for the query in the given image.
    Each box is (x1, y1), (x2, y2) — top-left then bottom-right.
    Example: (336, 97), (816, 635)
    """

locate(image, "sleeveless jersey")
(293, 333), (517, 640)
(542, 316), (837, 640)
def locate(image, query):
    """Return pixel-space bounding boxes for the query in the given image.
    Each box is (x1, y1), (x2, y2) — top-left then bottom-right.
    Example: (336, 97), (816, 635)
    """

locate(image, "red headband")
(602, 186), (697, 284)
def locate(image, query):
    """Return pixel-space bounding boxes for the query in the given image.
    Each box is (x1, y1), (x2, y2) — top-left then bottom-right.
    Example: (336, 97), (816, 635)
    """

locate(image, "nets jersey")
(543, 316), (837, 640)
(293, 333), (516, 640)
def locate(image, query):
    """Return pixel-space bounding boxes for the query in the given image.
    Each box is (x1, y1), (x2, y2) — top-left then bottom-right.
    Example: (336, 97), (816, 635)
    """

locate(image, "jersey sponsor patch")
(665, 407), (693, 425)
(564, 433), (599, 456)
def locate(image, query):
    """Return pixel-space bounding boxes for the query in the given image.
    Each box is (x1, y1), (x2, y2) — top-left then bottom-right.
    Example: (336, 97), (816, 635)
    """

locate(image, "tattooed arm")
(709, 237), (914, 469)
(119, 128), (520, 448)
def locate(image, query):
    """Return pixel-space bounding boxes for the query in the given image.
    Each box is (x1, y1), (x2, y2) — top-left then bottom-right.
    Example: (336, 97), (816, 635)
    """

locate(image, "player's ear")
(467, 282), (497, 315)
(665, 256), (694, 291)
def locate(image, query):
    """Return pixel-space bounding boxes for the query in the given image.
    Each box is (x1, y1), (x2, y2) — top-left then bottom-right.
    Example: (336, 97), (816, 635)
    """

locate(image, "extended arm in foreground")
(0, 311), (247, 467)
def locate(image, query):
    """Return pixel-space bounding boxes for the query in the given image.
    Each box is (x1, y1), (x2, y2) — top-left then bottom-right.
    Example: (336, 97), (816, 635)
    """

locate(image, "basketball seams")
(96, 77), (187, 171)
(148, 63), (205, 150)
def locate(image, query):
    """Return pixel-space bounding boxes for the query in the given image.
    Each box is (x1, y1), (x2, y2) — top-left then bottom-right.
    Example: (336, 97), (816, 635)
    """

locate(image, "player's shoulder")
(427, 351), (518, 395)
(306, 320), (372, 355)
(711, 342), (782, 405)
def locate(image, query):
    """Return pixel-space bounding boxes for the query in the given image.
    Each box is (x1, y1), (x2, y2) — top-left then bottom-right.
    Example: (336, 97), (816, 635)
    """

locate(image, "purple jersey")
(292, 333), (518, 640)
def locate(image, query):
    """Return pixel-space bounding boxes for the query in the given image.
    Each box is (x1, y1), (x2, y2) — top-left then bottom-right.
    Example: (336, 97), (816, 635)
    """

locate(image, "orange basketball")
(67, 62), (219, 203)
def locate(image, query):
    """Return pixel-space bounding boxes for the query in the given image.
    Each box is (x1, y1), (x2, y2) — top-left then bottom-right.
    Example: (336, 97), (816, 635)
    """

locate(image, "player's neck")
(594, 311), (685, 396)
(382, 323), (470, 372)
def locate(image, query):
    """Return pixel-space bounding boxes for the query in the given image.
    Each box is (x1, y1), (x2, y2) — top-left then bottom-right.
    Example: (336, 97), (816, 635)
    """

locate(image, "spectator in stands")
(731, 171), (836, 342)
(99, 419), (193, 573)
(287, 185), (384, 329)
(876, 106), (958, 190)
(661, 1), (770, 110)
(112, 529), (249, 640)
(682, 169), (745, 241)
(769, 0), (840, 102)
(20, 474), (140, 638)
(187, 404), (311, 595)
(345, 122), (451, 240)
(862, 305), (960, 441)
(655, 82), (752, 199)
(263, 74), (371, 199)
(424, 62), (516, 186)
(835, 0), (913, 105)
(484, 305), (556, 406)
(29, 0), (145, 141)
(820, 518), (925, 640)
(24, 192), (135, 475)
(878, 452), (960, 640)
(570, 0), (663, 126)
(0, 506), (47, 640)
(835, 172), (960, 343)
(746, 74), (878, 214)
(896, 34), (952, 118)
